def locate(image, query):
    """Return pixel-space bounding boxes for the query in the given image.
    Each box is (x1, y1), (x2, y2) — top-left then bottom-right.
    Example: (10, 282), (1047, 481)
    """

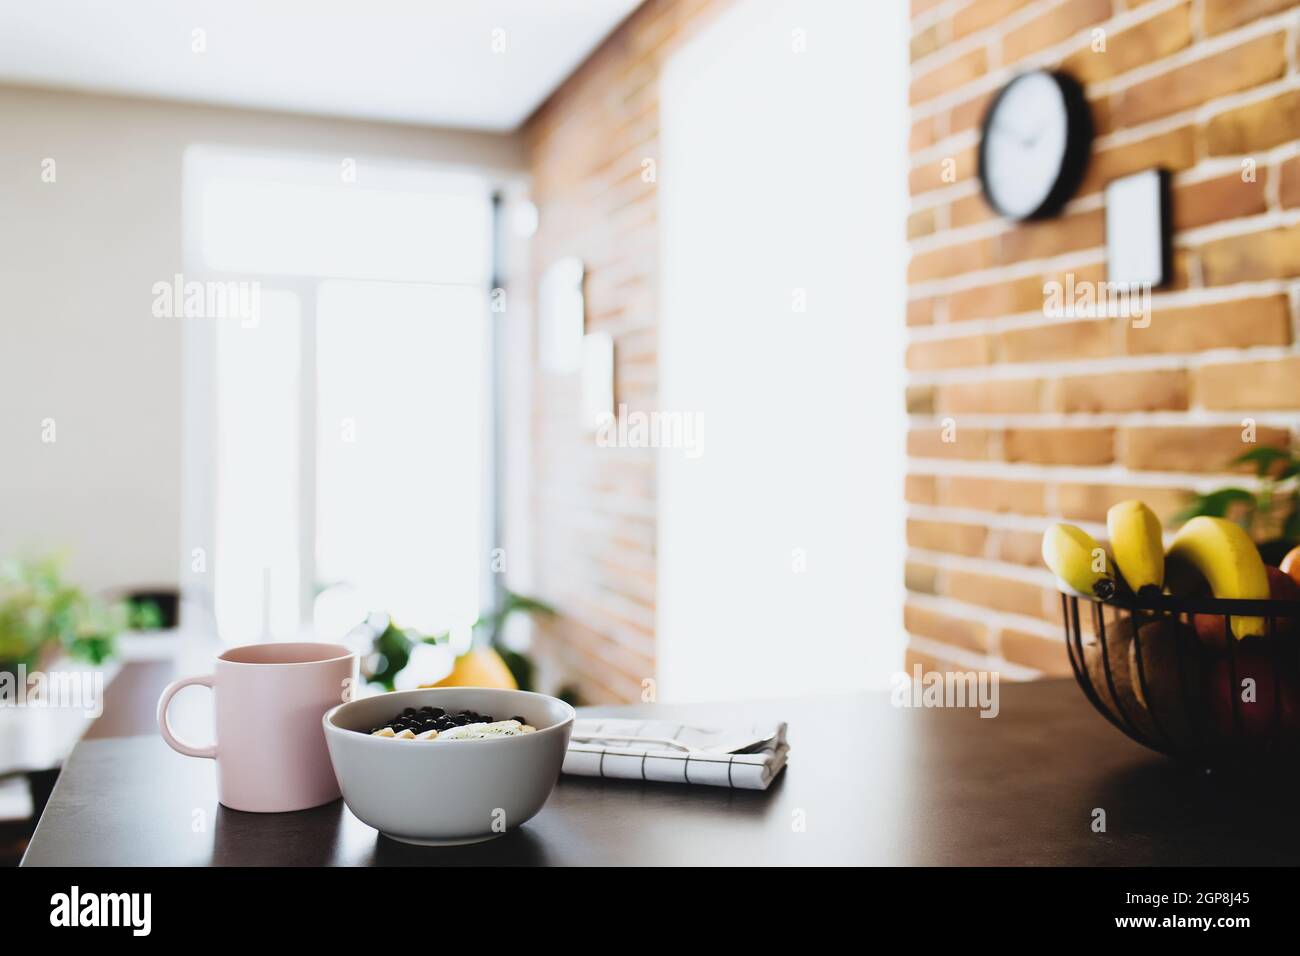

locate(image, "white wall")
(0, 85), (521, 594)
(657, 0), (909, 701)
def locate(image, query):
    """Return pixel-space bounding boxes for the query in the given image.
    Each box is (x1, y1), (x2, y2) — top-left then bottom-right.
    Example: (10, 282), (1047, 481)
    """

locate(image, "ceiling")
(0, 0), (643, 131)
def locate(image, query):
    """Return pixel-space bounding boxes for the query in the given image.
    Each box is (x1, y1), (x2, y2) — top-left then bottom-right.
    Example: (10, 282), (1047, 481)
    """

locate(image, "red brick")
(949, 90), (993, 136)
(948, 276), (1043, 322)
(1173, 171), (1267, 230)
(1108, 33), (1287, 130)
(949, 191), (997, 229)
(906, 560), (940, 594)
(1119, 425), (1289, 472)
(936, 377), (1042, 414)
(1051, 369), (1189, 413)
(992, 528), (1048, 567)
(911, 22), (944, 62)
(908, 427), (994, 460)
(906, 334), (992, 370)
(1059, 2), (1192, 84)
(907, 297), (936, 326)
(938, 476), (1047, 514)
(998, 209), (1105, 265)
(1056, 483), (1193, 524)
(953, 0), (1034, 39)
(1206, 89), (1300, 156)
(905, 602), (991, 654)
(1204, 0), (1297, 35)
(1124, 296), (1291, 354)
(905, 473), (938, 505)
(911, 48), (987, 105)
(1199, 225), (1300, 285)
(1080, 125), (1196, 195)
(908, 236), (997, 282)
(1000, 319), (1116, 363)
(906, 384), (936, 414)
(999, 629), (1075, 677)
(1004, 427), (1116, 465)
(1195, 356), (1300, 410)
(908, 519), (988, 557)
(908, 207), (937, 239)
(946, 569), (1053, 619)
(1279, 156), (1300, 209)
(1003, 0), (1112, 63)
(909, 145), (977, 195)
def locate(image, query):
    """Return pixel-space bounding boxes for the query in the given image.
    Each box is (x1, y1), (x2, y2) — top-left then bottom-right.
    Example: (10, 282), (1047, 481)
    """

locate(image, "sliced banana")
(414, 729), (439, 740)
(371, 727), (396, 737)
(392, 729), (416, 739)
(438, 719), (524, 740)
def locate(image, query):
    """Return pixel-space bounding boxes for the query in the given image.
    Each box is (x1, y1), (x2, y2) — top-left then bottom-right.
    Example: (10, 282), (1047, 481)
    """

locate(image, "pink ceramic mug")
(157, 642), (357, 813)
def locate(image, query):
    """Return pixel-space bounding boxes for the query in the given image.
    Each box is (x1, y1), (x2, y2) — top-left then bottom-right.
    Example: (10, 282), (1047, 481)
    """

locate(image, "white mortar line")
(905, 632), (1047, 678)
(911, 4), (1300, 172)
(907, 591), (1066, 647)
(910, 0), (1187, 118)
(903, 457), (1284, 487)
(908, 412), (1300, 431)
(1089, 7), (1300, 98)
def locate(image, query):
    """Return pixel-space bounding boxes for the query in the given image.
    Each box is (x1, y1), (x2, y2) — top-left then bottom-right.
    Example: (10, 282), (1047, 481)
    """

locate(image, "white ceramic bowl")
(323, 687), (574, 846)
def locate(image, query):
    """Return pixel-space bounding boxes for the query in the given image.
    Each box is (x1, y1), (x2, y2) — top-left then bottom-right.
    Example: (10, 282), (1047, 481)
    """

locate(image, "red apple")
(1192, 566), (1300, 649)
(1280, 544), (1300, 584)
(1203, 639), (1300, 746)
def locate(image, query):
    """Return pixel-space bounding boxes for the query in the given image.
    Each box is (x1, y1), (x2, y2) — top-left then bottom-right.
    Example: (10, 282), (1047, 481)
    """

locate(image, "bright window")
(185, 148), (494, 647)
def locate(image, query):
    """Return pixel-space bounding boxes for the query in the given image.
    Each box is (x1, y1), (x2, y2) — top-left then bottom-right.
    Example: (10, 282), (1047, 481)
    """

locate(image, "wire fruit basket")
(1061, 589), (1300, 763)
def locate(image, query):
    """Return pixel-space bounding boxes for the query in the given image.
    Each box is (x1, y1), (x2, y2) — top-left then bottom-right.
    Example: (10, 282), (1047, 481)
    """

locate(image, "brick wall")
(907, 0), (1300, 677)
(522, 0), (728, 704)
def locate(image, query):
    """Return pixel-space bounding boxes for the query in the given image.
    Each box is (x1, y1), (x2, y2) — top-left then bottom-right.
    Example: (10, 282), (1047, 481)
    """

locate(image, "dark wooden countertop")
(19, 668), (1300, 865)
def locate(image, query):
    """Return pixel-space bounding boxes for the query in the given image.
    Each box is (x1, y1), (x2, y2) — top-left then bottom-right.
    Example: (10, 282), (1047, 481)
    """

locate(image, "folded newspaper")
(562, 718), (788, 790)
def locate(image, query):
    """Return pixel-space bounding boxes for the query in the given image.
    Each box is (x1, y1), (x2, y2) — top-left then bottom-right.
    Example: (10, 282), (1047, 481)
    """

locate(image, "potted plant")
(1175, 447), (1300, 564)
(357, 590), (558, 695)
(0, 556), (122, 674)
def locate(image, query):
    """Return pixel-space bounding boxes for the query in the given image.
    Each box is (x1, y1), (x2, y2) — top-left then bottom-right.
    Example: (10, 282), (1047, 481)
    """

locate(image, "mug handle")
(156, 675), (217, 759)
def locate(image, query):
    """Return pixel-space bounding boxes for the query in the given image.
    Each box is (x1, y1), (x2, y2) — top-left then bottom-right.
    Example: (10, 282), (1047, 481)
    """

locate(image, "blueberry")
(402, 707), (417, 717)
(511, 716), (525, 725)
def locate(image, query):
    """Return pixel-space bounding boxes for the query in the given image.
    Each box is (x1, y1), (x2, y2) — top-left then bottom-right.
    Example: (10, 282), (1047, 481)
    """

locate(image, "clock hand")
(991, 119), (1036, 149)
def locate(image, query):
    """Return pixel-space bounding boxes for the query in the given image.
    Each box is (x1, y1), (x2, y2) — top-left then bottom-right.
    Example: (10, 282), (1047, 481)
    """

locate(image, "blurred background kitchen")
(0, 0), (908, 861)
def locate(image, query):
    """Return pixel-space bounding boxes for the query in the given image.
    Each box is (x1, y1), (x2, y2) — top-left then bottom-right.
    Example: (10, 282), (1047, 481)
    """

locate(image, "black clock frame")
(977, 70), (1093, 222)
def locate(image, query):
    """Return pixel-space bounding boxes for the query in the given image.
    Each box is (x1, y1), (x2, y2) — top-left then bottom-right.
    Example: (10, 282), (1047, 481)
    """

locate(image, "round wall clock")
(977, 70), (1092, 221)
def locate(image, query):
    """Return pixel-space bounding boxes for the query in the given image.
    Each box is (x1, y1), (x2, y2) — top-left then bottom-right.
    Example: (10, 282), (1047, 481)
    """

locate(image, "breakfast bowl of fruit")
(1044, 501), (1300, 765)
(323, 687), (575, 845)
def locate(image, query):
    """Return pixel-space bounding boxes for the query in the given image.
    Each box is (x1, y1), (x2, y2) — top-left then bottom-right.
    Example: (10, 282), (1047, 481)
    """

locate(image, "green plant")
(0, 556), (122, 670)
(1175, 447), (1300, 561)
(361, 590), (555, 692)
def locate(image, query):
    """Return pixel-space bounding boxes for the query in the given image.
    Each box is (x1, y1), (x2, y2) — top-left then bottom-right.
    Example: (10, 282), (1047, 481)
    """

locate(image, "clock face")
(979, 71), (1091, 221)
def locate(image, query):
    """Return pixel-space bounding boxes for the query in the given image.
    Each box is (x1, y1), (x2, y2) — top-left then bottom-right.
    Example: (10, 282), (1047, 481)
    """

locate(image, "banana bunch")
(1106, 500), (1164, 595)
(1041, 501), (1269, 639)
(1041, 523), (1117, 600)
(1166, 516), (1268, 638)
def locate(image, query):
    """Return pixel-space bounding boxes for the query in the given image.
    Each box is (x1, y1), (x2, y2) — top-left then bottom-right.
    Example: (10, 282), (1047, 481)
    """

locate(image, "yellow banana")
(1041, 523), (1116, 599)
(1166, 516), (1268, 639)
(1106, 499), (1164, 594)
